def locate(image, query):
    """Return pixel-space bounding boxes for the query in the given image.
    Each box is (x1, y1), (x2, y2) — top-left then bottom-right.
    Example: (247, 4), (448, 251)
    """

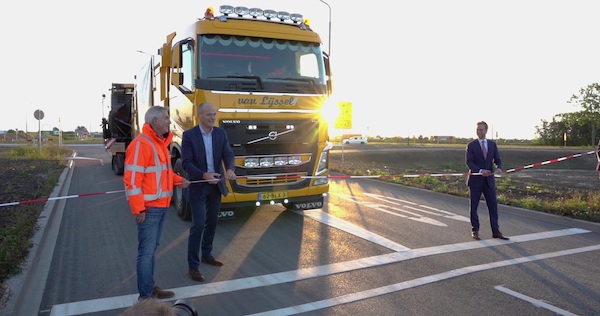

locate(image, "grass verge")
(0, 145), (71, 308)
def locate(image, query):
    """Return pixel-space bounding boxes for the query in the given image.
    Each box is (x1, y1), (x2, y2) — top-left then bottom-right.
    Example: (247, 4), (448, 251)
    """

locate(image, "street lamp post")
(319, 0), (331, 57)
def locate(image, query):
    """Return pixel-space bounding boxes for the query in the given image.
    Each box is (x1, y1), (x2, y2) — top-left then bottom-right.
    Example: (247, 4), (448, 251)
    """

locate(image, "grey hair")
(197, 102), (214, 114)
(145, 106), (168, 123)
(120, 298), (175, 316)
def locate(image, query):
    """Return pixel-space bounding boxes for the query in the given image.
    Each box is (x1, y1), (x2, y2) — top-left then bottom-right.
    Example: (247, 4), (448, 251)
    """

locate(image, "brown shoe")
(202, 257), (224, 266)
(492, 233), (509, 240)
(188, 268), (205, 282)
(152, 286), (174, 299)
(471, 231), (480, 240)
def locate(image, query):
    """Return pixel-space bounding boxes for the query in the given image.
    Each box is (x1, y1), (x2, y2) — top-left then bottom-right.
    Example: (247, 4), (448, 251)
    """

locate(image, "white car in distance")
(343, 136), (368, 145)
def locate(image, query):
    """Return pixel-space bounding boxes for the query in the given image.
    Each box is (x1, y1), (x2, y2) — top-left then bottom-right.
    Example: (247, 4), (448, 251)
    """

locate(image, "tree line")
(535, 83), (600, 146)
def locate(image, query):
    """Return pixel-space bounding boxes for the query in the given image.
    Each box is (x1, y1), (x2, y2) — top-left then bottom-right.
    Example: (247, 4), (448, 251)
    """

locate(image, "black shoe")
(471, 231), (480, 240)
(188, 268), (205, 282)
(202, 257), (224, 266)
(492, 233), (509, 240)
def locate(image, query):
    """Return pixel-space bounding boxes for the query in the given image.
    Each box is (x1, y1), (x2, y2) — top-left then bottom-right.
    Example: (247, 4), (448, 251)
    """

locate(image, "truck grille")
(237, 172), (307, 187)
(222, 119), (318, 192)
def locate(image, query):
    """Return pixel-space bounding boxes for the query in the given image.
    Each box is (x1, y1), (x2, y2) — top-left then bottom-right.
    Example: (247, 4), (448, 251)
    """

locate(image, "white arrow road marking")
(336, 193), (448, 226)
(364, 193), (470, 222)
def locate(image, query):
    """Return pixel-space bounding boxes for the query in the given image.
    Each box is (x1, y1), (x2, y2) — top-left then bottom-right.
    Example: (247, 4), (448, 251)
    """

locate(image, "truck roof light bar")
(217, 5), (303, 24)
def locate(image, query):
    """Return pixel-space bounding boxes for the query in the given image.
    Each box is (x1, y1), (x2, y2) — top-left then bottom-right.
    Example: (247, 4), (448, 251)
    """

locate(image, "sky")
(1, 0), (599, 140)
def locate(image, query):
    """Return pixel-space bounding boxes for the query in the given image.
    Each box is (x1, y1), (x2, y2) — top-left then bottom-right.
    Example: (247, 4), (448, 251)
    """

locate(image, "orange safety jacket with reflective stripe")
(123, 123), (184, 215)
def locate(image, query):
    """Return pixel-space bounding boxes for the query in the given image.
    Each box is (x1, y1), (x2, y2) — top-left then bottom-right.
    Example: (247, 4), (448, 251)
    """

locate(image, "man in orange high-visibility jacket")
(124, 106), (190, 301)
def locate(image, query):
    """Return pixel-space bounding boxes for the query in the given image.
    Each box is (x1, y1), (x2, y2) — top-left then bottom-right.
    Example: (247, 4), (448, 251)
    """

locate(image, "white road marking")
(494, 285), (578, 316)
(337, 193), (470, 226)
(249, 245), (599, 316)
(299, 209), (411, 251)
(364, 193), (471, 222)
(49, 228), (590, 315)
(336, 194), (448, 226)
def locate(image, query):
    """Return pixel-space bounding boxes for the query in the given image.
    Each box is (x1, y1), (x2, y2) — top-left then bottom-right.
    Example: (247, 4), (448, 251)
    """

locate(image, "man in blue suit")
(181, 102), (236, 282)
(466, 121), (509, 240)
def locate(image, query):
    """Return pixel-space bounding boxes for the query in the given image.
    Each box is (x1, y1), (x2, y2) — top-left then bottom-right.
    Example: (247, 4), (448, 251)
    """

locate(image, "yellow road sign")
(334, 101), (352, 129)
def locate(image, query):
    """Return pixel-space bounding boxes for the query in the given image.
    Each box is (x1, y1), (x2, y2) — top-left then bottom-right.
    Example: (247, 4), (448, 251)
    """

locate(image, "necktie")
(481, 140), (487, 159)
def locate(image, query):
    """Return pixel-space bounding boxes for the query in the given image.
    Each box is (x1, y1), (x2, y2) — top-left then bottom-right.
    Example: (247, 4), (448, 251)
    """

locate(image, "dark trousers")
(187, 185), (221, 269)
(469, 182), (500, 233)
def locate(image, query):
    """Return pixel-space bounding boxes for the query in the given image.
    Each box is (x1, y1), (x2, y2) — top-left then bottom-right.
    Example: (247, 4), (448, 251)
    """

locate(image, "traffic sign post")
(34, 109), (45, 153)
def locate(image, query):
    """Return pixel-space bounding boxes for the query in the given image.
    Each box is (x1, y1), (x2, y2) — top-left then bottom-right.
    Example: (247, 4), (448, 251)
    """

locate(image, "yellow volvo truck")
(106, 5), (333, 221)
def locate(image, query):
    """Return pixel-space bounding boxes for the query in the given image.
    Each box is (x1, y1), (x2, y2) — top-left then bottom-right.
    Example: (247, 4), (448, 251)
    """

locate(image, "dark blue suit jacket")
(466, 139), (502, 188)
(181, 125), (235, 197)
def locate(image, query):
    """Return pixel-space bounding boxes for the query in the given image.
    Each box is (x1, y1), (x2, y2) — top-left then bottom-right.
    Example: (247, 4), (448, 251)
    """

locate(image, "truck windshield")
(197, 34), (326, 93)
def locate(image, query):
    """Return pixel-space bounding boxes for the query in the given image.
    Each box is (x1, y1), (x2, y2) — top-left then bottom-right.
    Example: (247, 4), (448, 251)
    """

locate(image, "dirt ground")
(0, 159), (63, 204)
(0, 156), (65, 305)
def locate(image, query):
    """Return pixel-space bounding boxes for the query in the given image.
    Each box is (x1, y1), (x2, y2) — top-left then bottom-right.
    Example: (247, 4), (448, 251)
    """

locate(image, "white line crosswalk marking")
(50, 228), (591, 315)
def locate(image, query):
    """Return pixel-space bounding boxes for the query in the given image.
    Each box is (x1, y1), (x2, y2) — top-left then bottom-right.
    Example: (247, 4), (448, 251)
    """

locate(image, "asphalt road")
(4, 144), (600, 315)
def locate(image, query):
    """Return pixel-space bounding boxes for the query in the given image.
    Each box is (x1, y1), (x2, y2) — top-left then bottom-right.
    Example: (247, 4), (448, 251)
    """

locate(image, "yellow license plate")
(259, 191), (288, 200)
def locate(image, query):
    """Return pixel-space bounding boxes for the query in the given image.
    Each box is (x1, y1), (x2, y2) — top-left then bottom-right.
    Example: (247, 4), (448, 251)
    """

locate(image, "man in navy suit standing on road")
(466, 121), (509, 241)
(181, 102), (236, 282)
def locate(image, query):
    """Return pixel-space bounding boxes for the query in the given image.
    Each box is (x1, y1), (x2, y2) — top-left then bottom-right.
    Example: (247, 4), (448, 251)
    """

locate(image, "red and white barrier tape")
(1, 149), (597, 208)
(0, 190), (125, 208)
(503, 150), (596, 173)
(323, 149), (598, 179)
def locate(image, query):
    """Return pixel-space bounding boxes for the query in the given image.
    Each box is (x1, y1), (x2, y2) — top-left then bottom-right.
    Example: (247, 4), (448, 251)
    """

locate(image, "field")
(329, 144), (599, 221)
(0, 146), (68, 307)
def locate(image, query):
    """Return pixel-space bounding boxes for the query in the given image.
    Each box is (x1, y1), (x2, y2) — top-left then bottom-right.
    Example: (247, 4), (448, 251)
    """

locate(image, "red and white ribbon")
(1, 149), (597, 208)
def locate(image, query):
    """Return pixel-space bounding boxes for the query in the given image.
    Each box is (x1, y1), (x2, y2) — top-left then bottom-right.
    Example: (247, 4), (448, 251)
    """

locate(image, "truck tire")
(282, 202), (294, 210)
(173, 159), (192, 221)
(113, 153), (125, 176)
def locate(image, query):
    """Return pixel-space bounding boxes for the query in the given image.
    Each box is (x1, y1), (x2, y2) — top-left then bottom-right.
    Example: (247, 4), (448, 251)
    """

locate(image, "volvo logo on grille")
(247, 128), (295, 144)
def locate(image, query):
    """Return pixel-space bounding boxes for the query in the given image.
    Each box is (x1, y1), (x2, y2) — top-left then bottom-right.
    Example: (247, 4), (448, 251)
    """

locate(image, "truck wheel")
(282, 202), (294, 210)
(173, 159), (192, 221)
(113, 153), (125, 175)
